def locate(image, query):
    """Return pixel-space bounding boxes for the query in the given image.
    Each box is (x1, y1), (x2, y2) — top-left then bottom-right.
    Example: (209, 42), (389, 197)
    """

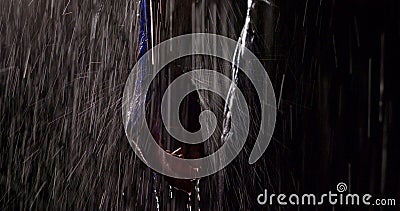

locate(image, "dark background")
(1, 0), (399, 210)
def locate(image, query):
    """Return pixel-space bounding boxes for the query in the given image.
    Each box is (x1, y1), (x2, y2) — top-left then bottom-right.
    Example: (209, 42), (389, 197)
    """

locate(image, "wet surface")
(1, 0), (400, 210)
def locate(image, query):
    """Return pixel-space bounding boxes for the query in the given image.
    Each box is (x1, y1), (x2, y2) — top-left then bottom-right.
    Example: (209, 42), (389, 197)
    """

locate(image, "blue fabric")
(138, 0), (151, 58)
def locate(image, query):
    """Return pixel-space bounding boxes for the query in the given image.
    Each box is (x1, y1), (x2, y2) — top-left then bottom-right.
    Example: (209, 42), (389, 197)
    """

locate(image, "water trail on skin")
(220, 2), (276, 208)
(221, 0), (256, 142)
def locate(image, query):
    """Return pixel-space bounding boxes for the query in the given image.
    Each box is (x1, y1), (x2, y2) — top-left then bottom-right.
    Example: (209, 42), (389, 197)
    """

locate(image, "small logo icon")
(337, 182), (348, 193)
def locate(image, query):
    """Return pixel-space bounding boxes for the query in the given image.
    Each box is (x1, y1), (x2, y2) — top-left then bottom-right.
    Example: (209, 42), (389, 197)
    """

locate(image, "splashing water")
(2, 0), (399, 210)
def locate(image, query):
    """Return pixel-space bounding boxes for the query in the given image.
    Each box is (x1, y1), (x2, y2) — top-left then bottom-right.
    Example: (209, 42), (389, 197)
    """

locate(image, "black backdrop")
(0, 0), (399, 210)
